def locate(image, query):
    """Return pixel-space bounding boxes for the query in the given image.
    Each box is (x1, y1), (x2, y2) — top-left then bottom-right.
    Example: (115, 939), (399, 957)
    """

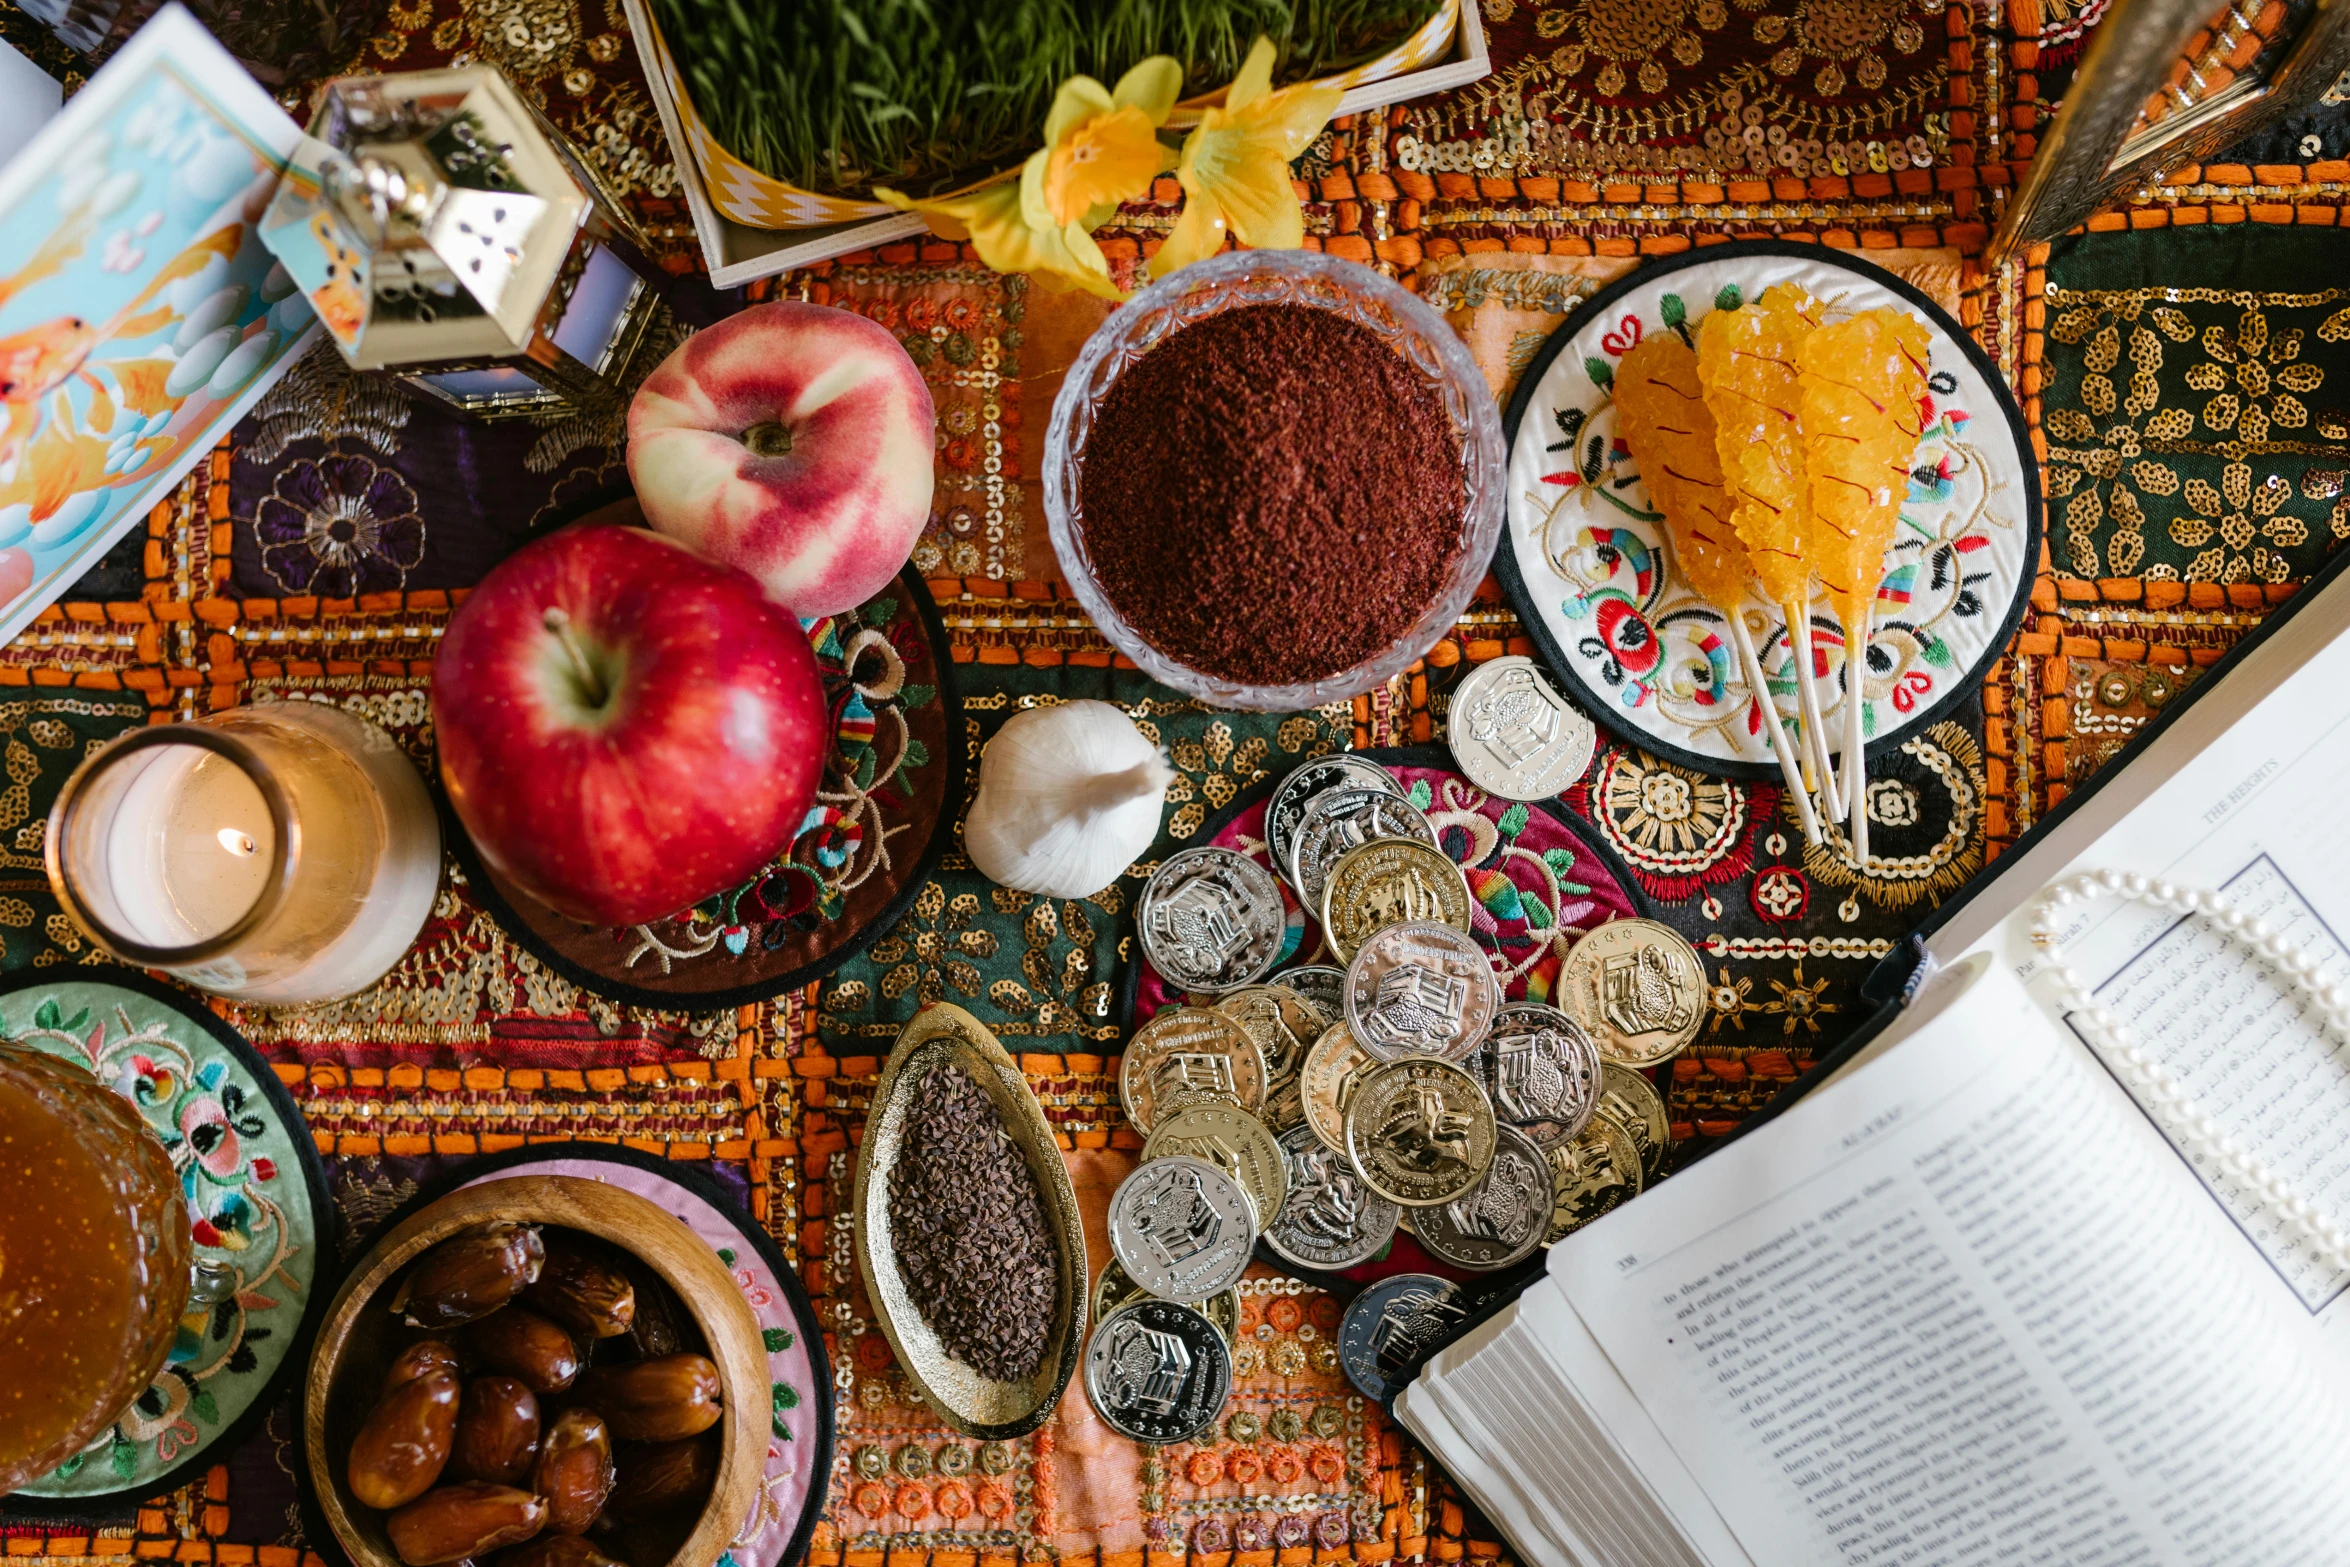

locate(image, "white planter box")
(623, 0), (1491, 289)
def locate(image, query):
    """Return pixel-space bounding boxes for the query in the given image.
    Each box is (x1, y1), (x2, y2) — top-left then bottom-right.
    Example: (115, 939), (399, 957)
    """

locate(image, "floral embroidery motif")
(1571, 748), (1754, 901)
(253, 453), (427, 598)
(1763, 959), (1836, 1034)
(1797, 718), (1982, 908)
(2043, 283), (2350, 583)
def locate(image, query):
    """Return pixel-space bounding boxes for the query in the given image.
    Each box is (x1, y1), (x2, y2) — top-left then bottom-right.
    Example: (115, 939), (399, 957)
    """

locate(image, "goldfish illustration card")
(0, 4), (316, 640)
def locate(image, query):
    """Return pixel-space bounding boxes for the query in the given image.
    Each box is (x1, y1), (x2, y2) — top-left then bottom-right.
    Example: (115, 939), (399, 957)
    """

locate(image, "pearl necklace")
(2027, 869), (2350, 1275)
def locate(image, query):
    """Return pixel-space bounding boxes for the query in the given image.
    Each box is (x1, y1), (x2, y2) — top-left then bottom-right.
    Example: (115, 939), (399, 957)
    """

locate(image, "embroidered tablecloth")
(0, 0), (2344, 1562)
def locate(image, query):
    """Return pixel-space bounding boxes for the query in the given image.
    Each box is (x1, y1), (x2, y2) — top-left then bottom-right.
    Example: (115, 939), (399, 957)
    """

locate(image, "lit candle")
(49, 704), (441, 1003)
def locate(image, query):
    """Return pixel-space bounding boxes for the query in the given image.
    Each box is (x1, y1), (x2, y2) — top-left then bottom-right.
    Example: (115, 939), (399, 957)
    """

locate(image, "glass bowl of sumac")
(305, 1178), (766, 1567)
(1045, 247), (1506, 711)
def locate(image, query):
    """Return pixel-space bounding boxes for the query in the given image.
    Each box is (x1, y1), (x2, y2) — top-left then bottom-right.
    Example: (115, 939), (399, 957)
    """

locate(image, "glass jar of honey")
(0, 1041), (192, 1493)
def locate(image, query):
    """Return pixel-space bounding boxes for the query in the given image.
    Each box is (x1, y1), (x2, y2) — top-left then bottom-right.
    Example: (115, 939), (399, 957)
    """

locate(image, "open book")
(1397, 556), (2350, 1566)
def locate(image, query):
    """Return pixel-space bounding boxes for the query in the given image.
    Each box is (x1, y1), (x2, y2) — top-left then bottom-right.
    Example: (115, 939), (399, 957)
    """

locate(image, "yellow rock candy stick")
(1615, 336), (1745, 610)
(1695, 283), (1820, 617)
(1795, 308), (1932, 638)
(1619, 332), (1824, 844)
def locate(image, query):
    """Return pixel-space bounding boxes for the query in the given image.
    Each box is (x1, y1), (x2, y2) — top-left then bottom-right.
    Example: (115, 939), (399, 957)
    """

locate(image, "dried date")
(451, 1376), (540, 1485)
(467, 1307), (582, 1394)
(523, 1239), (636, 1340)
(348, 1368), (459, 1511)
(382, 1341), (461, 1398)
(572, 1355), (722, 1442)
(385, 1482), (547, 1566)
(397, 1224), (545, 1329)
(606, 1434), (717, 1519)
(534, 1409), (614, 1534)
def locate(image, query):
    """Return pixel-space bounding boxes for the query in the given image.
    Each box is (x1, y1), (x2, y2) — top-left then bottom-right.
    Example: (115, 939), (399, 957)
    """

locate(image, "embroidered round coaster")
(455, 552), (964, 1010)
(1, 972), (332, 1510)
(1495, 240), (2042, 780)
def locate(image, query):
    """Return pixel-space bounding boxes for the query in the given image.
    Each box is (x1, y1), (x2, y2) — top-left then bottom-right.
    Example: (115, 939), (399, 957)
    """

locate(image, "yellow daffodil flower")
(1153, 37), (1344, 278)
(878, 57), (1181, 301)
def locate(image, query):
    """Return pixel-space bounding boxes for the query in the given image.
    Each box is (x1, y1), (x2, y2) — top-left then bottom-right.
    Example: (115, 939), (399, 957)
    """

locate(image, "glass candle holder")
(0, 1041), (191, 1493)
(47, 703), (441, 1004)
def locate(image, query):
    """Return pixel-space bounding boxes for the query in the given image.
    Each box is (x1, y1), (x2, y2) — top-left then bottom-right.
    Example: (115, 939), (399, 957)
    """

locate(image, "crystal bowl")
(1043, 248), (1506, 712)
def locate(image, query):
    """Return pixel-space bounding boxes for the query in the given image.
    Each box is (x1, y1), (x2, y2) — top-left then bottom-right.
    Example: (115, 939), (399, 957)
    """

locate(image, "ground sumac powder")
(1077, 303), (1466, 685)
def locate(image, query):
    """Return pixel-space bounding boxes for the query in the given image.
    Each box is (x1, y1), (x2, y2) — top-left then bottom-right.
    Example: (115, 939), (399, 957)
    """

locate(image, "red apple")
(627, 301), (935, 618)
(433, 523), (826, 927)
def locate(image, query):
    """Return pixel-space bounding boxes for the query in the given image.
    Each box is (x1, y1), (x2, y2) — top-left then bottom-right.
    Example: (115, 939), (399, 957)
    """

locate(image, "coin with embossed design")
(1412, 1124), (1552, 1271)
(1264, 1124), (1401, 1270)
(1289, 789), (1437, 912)
(1273, 965), (1347, 1019)
(1300, 1022), (1373, 1154)
(1445, 655), (1596, 801)
(1137, 846), (1286, 995)
(1343, 1056), (1497, 1208)
(1109, 1154), (1256, 1300)
(1214, 985), (1325, 1134)
(1338, 1274), (1469, 1403)
(1542, 1112), (1644, 1243)
(1462, 1002), (1602, 1149)
(1598, 1063), (1671, 1180)
(1119, 1007), (1264, 1137)
(1142, 1102), (1288, 1232)
(1322, 838), (1473, 966)
(1265, 757), (1401, 883)
(1085, 1299), (1232, 1444)
(1091, 1257), (1240, 1349)
(1558, 918), (1707, 1068)
(1342, 921), (1499, 1063)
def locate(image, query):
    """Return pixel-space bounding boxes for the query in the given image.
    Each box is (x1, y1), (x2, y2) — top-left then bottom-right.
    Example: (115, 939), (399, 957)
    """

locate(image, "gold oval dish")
(853, 1003), (1089, 1439)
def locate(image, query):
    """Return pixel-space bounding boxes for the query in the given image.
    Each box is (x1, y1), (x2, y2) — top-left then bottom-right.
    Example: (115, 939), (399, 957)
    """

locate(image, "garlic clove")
(965, 701), (1174, 899)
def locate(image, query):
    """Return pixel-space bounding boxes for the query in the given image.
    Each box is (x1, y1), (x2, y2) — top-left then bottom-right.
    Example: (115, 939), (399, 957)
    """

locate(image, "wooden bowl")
(304, 1176), (766, 1567)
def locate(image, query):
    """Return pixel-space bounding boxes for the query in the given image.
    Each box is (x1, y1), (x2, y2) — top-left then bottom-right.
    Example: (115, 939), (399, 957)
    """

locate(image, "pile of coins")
(1085, 752), (1706, 1432)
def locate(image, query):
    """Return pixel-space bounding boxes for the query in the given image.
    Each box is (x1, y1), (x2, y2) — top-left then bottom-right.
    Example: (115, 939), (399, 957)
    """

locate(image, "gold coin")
(1597, 1062), (1672, 1181)
(1215, 985), (1327, 1134)
(1558, 918), (1707, 1067)
(1091, 1258), (1240, 1348)
(1321, 838), (1473, 965)
(1142, 1101), (1289, 1231)
(1543, 1111), (1644, 1243)
(1300, 1021), (1373, 1154)
(1342, 1056), (1497, 1208)
(1119, 1007), (1265, 1137)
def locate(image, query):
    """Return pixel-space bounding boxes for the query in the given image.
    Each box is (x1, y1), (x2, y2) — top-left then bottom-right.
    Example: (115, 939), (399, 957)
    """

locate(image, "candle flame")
(218, 828), (257, 858)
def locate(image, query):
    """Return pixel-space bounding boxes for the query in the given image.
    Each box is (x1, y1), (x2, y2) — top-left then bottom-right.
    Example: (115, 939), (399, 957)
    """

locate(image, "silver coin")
(1446, 656), (1596, 800)
(1109, 1153), (1257, 1300)
(1084, 1299), (1233, 1444)
(1464, 1002), (1603, 1148)
(1141, 1102), (1288, 1234)
(1137, 846), (1287, 995)
(1342, 921), (1500, 1063)
(1411, 1124), (1553, 1272)
(1273, 965), (1347, 1019)
(1264, 1123), (1401, 1271)
(1338, 1273), (1470, 1403)
(1265, 756), (1401, 878)
(1288, 789), (1437, 912)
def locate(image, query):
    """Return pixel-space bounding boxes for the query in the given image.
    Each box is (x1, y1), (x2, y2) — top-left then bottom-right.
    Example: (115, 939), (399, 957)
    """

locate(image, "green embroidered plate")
(3, 973), (331, 1508)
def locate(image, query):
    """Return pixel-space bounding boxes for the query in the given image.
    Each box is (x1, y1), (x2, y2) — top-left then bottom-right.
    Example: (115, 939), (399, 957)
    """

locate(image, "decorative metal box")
(260, 65), (665, 419)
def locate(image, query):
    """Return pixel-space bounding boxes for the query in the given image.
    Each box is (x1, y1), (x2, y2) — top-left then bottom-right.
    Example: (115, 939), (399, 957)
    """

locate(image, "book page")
(1549, 960), (2350, 1567)
(1953, 612), (2350, 1335)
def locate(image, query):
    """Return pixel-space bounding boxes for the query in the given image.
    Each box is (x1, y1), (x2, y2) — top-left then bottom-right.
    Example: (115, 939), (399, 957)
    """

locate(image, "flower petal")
(1236, 80), (1344, 161)
(1042, 105), (1167, 225)
(1226, 35), (1278, 111)
(1112, 55), (1185, 124)
(1183, 123), (1307, 249)
(1042, 75), (1116, 150)
(1151, 187), (1228, 277)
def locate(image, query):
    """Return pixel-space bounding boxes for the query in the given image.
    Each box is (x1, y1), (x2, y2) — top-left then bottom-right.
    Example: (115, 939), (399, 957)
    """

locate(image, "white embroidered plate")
(1494, 242), (2040, 779)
